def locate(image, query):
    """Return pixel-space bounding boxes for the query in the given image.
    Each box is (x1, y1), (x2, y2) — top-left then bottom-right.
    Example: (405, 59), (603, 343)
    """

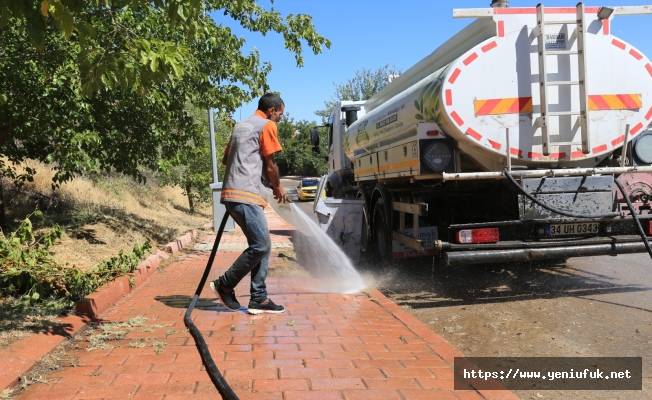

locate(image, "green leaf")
(0, 7), (10, 29)
(177, 4), (186, 21)
(60, 9), (74, 39)
(150, 55), (159, 72)
(26, 15), (46, 50)
(415, 114), (424, 121)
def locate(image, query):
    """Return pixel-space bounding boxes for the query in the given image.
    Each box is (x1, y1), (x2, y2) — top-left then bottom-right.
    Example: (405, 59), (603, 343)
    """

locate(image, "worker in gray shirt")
(211, 93), (287, 314)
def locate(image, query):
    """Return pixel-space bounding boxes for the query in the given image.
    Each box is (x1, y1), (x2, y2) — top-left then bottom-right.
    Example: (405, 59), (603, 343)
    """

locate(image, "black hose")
(503, 167), (652, 260)
(183, 213), (239, 400)
(614, 178), (652, 260)
(503, 168), (619, 219)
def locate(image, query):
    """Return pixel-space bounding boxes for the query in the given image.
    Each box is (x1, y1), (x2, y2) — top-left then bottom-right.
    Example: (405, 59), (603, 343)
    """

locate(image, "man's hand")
(272, 185), (287, 204)
(264, 153), (287, 203)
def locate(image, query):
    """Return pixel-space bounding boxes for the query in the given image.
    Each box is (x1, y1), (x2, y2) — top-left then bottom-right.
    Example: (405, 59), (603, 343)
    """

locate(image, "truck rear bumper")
(444, 241), (648, 266)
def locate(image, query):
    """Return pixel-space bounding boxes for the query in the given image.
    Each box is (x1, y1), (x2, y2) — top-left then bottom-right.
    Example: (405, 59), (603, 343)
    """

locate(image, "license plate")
(545, 222), (599, 236)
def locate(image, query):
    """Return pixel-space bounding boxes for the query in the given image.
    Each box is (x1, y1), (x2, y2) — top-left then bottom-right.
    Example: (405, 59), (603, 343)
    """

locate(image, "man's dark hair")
(258, 93), (284, 112)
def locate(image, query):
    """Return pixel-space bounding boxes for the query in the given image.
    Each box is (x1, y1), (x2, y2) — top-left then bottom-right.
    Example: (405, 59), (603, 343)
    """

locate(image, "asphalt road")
(272, 178), (652, 400)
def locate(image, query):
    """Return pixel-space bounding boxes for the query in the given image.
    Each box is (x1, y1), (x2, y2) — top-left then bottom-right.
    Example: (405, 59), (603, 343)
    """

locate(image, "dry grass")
(0, 298), (65, 351)
(8, 160), (211, 271)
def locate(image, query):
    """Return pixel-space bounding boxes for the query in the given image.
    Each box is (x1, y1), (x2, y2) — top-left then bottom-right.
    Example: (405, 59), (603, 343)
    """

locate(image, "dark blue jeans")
(220, 202), (270, 303)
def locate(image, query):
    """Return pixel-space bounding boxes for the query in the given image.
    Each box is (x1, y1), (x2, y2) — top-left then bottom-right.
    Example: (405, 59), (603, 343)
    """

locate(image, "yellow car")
(296, 178), (320, 201)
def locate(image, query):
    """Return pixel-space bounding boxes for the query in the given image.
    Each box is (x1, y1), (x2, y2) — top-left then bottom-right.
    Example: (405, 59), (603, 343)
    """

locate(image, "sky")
(209, 0), (652, 124)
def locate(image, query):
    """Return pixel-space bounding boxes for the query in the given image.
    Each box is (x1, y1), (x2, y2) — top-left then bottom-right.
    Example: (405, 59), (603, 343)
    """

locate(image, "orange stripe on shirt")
(221, 191), (268, 207)
(222, 189), (266, 202)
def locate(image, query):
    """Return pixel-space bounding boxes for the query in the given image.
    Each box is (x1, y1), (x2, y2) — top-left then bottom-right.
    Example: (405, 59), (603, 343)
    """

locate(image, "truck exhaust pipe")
(490, 0), (508, 7)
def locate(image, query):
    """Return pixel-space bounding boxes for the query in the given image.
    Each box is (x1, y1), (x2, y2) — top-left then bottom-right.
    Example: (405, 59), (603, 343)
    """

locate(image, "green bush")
(0, 212), (150, 309)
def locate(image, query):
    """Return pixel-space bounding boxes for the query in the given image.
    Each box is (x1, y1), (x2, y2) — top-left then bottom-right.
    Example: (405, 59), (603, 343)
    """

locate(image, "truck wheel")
(373, 199), (391, 259)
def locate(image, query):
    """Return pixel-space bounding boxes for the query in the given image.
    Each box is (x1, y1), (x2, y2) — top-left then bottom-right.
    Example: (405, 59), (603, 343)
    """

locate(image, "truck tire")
(357, 190), (371, 255)
(373, 198), (392, 259)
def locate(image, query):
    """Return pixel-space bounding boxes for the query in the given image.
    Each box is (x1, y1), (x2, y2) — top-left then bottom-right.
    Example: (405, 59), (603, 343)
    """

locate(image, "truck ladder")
(535, 3), (590, 156)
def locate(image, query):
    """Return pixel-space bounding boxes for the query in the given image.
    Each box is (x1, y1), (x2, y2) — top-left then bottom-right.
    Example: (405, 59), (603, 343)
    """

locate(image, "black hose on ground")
(503, 167), (652, 260)
(183, 212), (239, 400)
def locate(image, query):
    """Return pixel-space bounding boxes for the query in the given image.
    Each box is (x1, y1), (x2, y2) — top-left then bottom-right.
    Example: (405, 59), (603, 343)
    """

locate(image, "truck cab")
(325, 101), (366, 193)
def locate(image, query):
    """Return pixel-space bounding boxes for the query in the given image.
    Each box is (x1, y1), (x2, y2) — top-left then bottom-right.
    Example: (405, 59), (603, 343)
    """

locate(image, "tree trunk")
(0, 178), (6, 231)
(185, 183), (194, 213)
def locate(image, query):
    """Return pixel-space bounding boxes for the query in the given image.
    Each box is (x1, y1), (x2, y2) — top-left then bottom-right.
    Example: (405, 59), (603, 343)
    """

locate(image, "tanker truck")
(312, 2), (652, 266)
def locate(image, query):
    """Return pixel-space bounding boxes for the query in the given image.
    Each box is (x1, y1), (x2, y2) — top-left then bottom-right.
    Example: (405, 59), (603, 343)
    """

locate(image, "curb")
(76, 229), (198, 320)
(366, 288), (519, 400)
(0, 226), (207, 391)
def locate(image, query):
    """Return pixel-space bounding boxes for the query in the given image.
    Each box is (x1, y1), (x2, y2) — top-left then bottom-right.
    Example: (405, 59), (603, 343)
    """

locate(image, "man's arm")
(263, 153), (287, 203)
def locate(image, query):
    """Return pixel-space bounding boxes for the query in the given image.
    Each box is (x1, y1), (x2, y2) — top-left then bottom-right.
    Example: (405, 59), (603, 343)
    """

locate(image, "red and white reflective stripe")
(528, 151), (568, 160)
(450, 111), (464, 127)
(487, 139), (501, 150)
(448, 68), (461, 84)
(482, 41), (497, 53)
(603, 19), (610, 35)
(612, 39), (626, 50)
(612, 135), (626, 147)
(631, 123), (644, 136)
(466, 128), (482, 141)
(510, 148), (523, 157)
(497, 20), (505, 37)
(463, 53), (478, 66)
(592, 144), (608, 153)
(493, 7), (600, 14)
(630, 49), (643, 61)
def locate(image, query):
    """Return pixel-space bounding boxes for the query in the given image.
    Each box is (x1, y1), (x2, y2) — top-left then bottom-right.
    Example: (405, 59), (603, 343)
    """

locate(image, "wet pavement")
(12, 195), (510, 399)
(275, 178), (652, 400)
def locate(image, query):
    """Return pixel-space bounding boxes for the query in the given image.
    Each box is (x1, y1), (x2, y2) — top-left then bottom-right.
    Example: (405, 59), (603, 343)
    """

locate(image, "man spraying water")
(210, 93), (288, 314)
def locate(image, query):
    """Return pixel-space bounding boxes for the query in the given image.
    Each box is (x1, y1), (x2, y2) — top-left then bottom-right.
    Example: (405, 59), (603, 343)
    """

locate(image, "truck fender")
(325, 172), (341, 197)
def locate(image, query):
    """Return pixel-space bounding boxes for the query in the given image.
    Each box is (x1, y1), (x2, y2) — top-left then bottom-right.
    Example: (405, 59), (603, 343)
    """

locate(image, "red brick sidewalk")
(14, 209), (517, 400)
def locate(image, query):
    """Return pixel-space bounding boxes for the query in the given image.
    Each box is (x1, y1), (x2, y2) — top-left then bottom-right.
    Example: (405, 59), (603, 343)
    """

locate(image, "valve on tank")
(490, 0), (509, 7)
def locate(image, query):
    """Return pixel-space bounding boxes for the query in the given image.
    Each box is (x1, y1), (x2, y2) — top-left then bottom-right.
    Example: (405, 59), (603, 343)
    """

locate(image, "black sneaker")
(247, 298), (285, 315)
(210, 278), (240, 311)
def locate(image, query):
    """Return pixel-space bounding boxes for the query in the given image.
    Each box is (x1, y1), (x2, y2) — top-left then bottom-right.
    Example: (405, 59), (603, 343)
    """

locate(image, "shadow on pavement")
(154, 295), (230, 312)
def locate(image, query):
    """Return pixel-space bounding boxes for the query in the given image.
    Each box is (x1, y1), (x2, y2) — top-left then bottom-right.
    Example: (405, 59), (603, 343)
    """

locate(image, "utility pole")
(208, 109), (235, 232)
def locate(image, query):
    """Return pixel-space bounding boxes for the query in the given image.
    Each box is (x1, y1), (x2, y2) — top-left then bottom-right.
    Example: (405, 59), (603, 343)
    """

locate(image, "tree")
(0, 2), (329, 207)
(315, 63), (403, 123)
(156, 108), (232, 213)
(1, 0), (330, 97)
(275, 114), (327, 177)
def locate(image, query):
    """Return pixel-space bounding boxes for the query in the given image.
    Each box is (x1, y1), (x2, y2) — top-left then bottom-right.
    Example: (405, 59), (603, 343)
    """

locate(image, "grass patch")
(0, 160), (211, 353)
